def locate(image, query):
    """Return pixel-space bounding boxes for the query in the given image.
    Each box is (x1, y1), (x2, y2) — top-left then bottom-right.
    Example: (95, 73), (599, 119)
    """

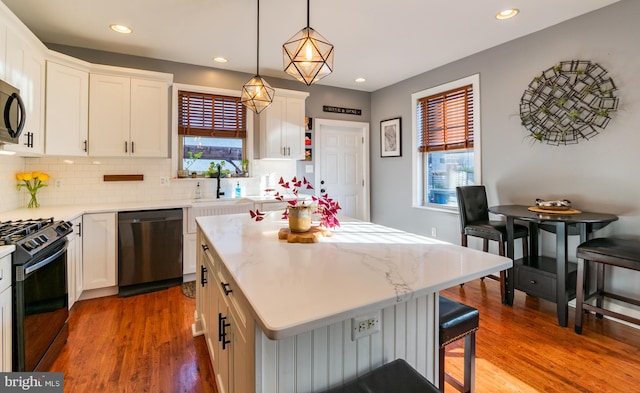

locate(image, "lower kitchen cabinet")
(67, 216), (83, 308)
(197, 230), (254, 393)
(0, 253), (12, 371)
(82, 212), (117, 291)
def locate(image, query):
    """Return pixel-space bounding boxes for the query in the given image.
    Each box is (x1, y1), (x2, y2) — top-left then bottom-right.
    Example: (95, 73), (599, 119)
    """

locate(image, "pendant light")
(282, 0), (334, 85)
(241, 0), (275, 114)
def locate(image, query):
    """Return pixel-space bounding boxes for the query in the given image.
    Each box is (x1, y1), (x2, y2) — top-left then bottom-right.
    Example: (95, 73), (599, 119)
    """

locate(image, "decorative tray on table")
(528, 199), (582, 214)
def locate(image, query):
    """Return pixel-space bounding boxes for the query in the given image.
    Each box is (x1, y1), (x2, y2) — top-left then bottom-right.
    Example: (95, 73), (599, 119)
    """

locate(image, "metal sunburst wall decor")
(519, 60), (619, 145)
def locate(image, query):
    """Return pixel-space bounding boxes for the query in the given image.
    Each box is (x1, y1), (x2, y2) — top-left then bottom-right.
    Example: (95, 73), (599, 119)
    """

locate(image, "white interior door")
(315, 119), (370, 221)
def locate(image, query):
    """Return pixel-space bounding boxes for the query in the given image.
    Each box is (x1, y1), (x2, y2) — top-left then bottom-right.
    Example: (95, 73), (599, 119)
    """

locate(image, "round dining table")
(488, 204), (618, 327)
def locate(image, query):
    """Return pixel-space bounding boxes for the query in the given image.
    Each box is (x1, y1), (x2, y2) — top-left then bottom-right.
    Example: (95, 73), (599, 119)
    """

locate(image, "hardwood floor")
(50, 280), (639, 393)
(441, 279), (640, 393)
(50, 285), (217, 393)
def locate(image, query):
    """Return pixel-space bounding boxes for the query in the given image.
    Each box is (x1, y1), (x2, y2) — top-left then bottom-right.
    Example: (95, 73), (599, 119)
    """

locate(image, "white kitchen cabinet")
(0, 16), (7, 80)
(45, 58), (89, 156)
(4, 28), (45, 156)
(184, 234), (197, 276)
(0, 253), (12, 372)
(129, 78), (169, 157)
(82, 212), (117, 291)
(67, 216), (83, 308)
(258, 89), (308, 159)
(89, 69), (170, 158)
(196, 230), (255, 393)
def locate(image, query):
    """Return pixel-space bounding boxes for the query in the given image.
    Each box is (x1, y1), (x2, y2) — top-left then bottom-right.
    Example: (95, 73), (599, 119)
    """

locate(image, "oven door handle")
(24, 241), (68, 276)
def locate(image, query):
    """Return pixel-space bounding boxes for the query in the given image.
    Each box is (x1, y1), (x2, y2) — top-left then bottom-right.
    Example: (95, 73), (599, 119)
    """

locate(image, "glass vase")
(27, 190), (40, 208)
(288, 206), (313, 233)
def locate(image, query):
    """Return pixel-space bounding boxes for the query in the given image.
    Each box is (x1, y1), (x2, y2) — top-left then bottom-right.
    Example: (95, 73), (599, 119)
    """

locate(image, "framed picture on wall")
(380, 117), (401, 157)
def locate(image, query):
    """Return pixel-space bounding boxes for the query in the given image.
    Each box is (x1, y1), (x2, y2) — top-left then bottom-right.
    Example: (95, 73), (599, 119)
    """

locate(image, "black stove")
(0, 218), (73, 265)
(2, 217), (74, 371)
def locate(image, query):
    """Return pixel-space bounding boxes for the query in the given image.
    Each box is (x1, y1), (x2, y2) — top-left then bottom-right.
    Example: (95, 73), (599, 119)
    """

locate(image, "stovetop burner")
(0, 217), (56, 246)
(1, 218), (73, 265)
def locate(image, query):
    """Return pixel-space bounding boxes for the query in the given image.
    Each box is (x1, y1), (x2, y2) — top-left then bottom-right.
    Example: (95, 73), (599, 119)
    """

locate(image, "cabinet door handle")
(201, 265), (208, 287)
(131, 141), (135, 153)
(201, 244), (209, 251)
(218, 313), (231, 349)
(124, 141), (128, 153)
(83, 140), (88, 152)
(218, 312), (224, 342)
(287, 146), (291, 156)
(221, 281), (233, 296)
(76, 222), (82, 237)
(283, 146), (286, 156)
(24, 132), (33, 148)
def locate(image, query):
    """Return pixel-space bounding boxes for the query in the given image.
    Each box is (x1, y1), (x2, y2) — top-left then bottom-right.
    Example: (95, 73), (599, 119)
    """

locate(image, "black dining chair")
(456, 186), (529, 298)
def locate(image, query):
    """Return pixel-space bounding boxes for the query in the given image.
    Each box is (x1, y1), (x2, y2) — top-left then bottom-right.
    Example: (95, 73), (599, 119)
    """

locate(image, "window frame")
(411, 74), (481, 211)
(171, 83), (254, 177)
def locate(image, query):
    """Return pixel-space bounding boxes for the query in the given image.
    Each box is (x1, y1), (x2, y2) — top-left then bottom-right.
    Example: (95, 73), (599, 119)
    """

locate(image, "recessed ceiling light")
(496, 9), (519, 20)
(355, 77), (366, 83)
(213, 57), (228, 63)
(109, 24), (132, 34)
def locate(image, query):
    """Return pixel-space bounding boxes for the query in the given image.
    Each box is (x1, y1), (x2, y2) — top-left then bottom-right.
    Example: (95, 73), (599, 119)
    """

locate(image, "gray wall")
(370, 0), (639, 298)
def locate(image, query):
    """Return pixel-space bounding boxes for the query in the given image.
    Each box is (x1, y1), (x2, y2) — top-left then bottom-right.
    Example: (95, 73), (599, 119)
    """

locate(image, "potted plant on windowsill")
(241, 159), (249, 176)
(179, 151), (203, 178)
(249, 176), (341, 233)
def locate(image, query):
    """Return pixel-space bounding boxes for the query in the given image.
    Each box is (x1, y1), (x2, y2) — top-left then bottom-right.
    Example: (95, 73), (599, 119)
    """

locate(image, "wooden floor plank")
(441, 279), (640, 393)
(50, 286), (217, 393)
(50, 280), (638, 392)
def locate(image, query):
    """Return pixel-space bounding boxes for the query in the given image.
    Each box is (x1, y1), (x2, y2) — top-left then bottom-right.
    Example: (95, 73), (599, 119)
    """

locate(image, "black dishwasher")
(118, 209), (183, 296)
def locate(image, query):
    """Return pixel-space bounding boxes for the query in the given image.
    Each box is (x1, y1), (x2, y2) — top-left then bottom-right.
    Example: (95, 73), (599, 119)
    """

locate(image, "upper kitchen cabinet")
(256, 89), (308, 160)
(2, 16), (46, 156)
(89, 65), (172, 158)
(45, 53), (90, 156)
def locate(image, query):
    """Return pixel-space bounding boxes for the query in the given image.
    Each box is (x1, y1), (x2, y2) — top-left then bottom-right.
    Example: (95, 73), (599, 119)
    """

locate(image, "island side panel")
(256, 291), (438, 392)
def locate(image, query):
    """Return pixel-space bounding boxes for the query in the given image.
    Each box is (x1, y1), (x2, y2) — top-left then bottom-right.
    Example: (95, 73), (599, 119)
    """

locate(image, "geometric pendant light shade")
(241, 0), (275, 114)
(283, 0), (334, 85)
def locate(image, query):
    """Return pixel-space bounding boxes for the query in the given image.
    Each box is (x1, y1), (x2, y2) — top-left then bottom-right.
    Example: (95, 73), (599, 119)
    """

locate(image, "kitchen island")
(194, 214), (511, 392)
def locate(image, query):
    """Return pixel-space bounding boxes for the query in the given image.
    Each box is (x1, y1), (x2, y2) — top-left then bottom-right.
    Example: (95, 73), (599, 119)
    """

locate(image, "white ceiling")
(2, 0), (620, 92)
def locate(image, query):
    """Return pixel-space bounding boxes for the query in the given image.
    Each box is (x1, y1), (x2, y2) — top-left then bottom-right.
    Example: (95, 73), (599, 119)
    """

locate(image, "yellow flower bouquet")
(16, 171), (49, 208)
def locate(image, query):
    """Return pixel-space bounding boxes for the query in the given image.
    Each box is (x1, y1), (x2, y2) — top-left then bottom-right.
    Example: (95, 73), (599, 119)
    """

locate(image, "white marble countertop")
(0, 245), (15, 259)
(0, 197), (283, 222)
(196, 213), (512, 340)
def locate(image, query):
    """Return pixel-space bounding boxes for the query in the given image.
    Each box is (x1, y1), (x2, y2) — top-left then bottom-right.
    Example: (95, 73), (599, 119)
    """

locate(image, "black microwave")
(0, 79), (25, 145)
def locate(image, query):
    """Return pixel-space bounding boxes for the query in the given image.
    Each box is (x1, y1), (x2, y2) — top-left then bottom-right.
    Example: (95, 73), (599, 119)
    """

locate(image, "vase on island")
(288, 205), (313, 233)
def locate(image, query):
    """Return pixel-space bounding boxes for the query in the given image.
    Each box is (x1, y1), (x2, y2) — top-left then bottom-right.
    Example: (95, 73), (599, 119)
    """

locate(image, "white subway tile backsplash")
(6, 156), (298, 209)
(0, 155), (26, 213)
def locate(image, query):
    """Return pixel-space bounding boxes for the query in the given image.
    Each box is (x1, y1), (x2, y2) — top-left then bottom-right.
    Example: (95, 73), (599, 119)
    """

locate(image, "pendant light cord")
(256, 0), (260, 75)
(306, 0), (310, 28)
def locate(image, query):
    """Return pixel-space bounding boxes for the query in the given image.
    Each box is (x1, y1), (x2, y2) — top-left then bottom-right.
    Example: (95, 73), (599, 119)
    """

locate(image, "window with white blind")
(411, 74), (481, 209)
(177, 90), (247, 175)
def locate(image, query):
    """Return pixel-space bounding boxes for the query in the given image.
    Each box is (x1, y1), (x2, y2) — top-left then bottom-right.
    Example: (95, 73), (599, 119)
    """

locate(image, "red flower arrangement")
(249, 176), (341, 229)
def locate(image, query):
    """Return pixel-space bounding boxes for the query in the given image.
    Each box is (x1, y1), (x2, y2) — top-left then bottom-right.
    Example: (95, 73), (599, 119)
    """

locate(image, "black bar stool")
(456, 185), (529, 299)
(575, 237), (640, 334)
(439, 296), (479, 393)
(321, 358), (440, 393)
